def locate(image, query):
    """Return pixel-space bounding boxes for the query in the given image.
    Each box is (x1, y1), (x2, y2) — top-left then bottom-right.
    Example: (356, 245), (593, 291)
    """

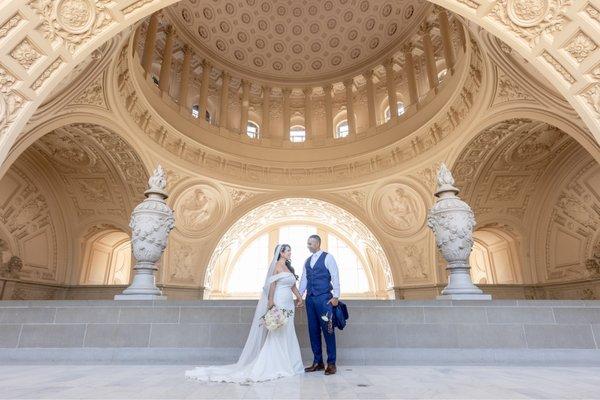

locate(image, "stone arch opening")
(204, 197), (394, 299)
(80, 228), (132, 285)
(471, 226), (523, 285)
(0, 122), (148, 294)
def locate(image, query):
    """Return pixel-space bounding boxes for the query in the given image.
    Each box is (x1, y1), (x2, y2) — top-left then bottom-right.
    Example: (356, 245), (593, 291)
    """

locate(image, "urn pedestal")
(115, 165), (175, 301)
(427, 164), (491, 300)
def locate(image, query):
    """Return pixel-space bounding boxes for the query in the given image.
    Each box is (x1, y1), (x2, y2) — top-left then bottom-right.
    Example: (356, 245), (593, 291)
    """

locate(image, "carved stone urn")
(427, 163), (491, 300)
(115, 165), (175, 300)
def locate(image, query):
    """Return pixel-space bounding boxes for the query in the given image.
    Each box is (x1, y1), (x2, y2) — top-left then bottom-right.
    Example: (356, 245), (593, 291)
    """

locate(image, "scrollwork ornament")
(29, 0), (113, 54)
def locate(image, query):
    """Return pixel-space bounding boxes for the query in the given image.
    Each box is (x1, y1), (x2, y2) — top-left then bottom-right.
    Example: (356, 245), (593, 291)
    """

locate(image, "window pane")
(290, 125), (306, 142)
(278, 225), (317, 270)
(336, 120), (349, 138)
(227, 234), (270, 293)
(247, 122), (259, 139)
(397, 102), (405, 116)
(327, 233), (370, 293)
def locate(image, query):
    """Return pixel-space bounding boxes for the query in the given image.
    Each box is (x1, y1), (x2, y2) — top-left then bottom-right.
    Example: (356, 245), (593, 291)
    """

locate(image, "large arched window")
(384, 102), (405, 122)
(290, 125), (306, 143)
(225, 224), (370, 296)
(206, 198), (393, 299)
(246, 121), (259, 139)
(227, 233), (269, 293)
(335, 120), (349, 139)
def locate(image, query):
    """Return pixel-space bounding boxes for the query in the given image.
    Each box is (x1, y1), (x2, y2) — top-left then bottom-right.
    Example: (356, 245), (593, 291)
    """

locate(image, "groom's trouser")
(306, 293), (336, 365)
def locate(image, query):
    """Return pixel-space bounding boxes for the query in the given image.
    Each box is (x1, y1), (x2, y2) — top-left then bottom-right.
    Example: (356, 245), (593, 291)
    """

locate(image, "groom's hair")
(308, 234), (321, 245)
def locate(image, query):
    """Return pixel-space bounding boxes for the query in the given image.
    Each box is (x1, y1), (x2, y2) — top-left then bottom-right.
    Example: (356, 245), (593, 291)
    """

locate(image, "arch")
(471, 226), (524, 285)
(379, 94), (406, 124)
(335, 119), (349, 139)
(1, 0), (598, 173)
(80, 228), (132, 285)
(289, 124), (306, 143)
(445, 108), (600, 169)
(0, 112), (155, 180)
(246, 120), (260, 139)
(219, 222), (374, 298)
(204, 197), (394, 298)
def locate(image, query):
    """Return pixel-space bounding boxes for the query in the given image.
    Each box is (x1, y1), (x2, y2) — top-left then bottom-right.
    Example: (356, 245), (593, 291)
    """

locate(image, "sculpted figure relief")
(179, 188), (211, 229)
(386, 188), (418, 230)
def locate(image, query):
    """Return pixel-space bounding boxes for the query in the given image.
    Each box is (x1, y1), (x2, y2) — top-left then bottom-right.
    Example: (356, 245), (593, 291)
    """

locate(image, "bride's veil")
(185, 244), (285, 382)
(233, 244), (282, 367)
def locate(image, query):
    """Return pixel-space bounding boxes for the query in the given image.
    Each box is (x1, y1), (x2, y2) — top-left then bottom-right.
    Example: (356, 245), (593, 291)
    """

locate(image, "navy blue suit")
(304, 252), (336, 365)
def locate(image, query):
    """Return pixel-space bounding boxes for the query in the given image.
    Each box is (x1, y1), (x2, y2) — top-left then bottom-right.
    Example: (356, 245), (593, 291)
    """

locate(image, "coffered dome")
(167, 0), (430, 84)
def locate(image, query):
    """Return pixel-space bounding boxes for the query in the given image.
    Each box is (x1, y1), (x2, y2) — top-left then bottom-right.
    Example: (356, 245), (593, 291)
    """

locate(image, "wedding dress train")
(185, 250), (304, 383)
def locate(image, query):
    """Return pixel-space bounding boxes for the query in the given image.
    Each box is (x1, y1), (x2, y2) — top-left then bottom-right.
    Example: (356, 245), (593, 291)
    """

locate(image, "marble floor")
(1, 364), (599, 399)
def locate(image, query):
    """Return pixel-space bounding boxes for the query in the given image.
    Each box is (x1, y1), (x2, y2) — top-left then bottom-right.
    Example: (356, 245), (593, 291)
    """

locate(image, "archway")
(0, 0), (598, 175)
(470, 226), (523, 285)
(80, 229), (132, 285)
(204, 197), (394, 299)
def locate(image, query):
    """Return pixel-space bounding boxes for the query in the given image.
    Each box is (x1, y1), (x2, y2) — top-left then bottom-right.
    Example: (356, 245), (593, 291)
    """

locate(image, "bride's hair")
(276, 244), (298, 280)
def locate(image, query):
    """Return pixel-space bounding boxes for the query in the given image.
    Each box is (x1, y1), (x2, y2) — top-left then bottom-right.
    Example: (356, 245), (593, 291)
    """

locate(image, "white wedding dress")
(185, 246), (304, 383)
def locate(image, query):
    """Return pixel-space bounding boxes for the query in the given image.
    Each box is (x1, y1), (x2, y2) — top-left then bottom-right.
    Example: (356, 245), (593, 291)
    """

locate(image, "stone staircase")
(1, 300), (599, 365)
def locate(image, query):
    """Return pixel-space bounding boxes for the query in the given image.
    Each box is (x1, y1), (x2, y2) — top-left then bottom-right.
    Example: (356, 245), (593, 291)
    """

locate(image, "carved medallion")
(371, 183), (426, 236)
(55, 0), (96, 34)
(174, 184), (223, 236)
(507, 0), (548, 27)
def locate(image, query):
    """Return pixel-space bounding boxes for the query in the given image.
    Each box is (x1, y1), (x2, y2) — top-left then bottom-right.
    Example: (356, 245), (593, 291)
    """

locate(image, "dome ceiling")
(167, 0), (430, 84)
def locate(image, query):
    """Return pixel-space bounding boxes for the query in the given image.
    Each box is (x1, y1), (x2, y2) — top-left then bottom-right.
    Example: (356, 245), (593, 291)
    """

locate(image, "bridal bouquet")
(260, 306), (294, 331)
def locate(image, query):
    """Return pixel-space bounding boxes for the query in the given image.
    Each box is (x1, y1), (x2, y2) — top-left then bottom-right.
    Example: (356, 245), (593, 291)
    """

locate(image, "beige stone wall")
(0, 2), (598, 300)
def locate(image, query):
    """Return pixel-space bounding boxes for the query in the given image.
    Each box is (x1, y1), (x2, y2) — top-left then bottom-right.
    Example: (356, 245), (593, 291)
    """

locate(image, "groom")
(298, 234), (340, 375)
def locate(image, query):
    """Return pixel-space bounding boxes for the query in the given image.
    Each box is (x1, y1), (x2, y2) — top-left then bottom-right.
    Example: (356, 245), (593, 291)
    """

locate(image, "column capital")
(164, 25), (175, 36)
(383, 57), (395, 70)
(201, 59), (212, 69)
(182, 44), (193, 55)
(221, 70), (230, 80)
(262, 85), (271, 94)
(363, 69), (373, 80)
(241, 79), (251, 90)
(303, 87), (312, 96)
(432, 4), (447, 15)
(343, 78), (354, 87)
(282, 87), (292, 97)
(420, 21), (434, 35)
(402, 42), (415, 54)
(149, 10), (162, 21)
(323, 84), (333, 93)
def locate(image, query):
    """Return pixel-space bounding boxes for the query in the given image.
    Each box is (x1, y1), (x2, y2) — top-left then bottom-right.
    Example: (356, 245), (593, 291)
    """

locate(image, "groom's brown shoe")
(324, 364), (337, 375)
(304, 363), (325, 372)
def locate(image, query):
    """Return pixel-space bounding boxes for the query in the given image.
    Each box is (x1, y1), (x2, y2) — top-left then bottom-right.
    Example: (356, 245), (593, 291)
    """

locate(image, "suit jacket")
(332, 301), (349, 330)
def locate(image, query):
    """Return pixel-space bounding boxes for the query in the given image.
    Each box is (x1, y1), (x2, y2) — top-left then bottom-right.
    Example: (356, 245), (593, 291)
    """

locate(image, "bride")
(185, 244), (305, 383)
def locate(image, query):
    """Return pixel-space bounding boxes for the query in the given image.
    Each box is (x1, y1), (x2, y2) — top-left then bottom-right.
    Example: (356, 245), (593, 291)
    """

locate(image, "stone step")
(0, 300), (599, 365)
